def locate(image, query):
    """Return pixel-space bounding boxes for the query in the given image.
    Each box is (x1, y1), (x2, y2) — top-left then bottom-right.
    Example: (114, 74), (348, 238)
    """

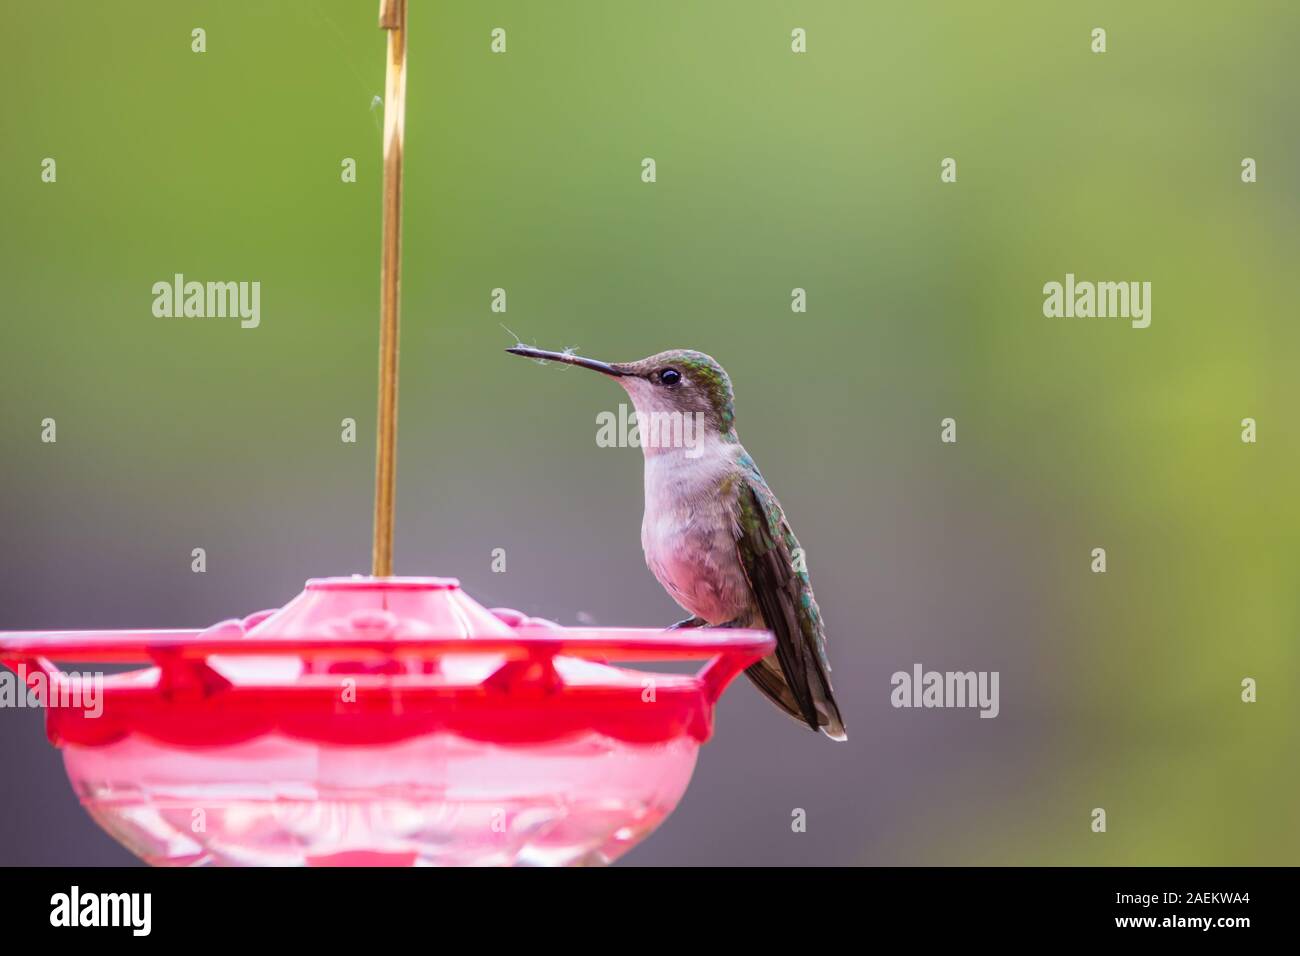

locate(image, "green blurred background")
(1, 1), (1296, 864)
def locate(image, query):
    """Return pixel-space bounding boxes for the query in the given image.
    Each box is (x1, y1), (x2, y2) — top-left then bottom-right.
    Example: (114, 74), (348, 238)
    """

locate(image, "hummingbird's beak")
(505, 346), (627, 377)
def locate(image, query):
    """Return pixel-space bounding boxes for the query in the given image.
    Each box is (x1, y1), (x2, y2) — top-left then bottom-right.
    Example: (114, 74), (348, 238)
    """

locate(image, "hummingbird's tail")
(745, 655), (847, 741)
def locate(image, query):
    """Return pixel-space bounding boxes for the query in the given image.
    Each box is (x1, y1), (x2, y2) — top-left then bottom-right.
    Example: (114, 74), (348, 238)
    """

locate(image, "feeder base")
(65, 731), (698, 867)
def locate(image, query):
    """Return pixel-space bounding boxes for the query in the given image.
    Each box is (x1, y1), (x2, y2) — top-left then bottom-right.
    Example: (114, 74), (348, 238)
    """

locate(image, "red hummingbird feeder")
(0, 1), (772, 866)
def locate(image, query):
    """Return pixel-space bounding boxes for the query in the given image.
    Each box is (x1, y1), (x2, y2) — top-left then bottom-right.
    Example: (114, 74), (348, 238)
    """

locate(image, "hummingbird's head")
(506, 346), (738, 446)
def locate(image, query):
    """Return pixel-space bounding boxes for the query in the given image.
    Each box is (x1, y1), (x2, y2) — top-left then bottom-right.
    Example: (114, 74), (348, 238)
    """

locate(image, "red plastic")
(0, 577), (772, 866)
(0, 577), (771, 749)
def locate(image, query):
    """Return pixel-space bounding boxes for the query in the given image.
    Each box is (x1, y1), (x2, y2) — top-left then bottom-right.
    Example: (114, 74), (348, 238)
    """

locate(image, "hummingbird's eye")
(658, 368), (682, 386)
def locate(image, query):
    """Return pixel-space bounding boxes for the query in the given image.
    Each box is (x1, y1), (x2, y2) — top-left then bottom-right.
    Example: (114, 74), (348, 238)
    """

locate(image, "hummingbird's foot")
(667, 616), (708, 630)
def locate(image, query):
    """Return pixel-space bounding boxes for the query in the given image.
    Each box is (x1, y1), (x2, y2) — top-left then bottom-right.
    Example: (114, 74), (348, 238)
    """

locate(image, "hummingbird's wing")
(733, 463), (846, 740)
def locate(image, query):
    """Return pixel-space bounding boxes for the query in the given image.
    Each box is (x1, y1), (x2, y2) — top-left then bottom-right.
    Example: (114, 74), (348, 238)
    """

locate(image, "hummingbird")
(506, 345), (846, 740)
